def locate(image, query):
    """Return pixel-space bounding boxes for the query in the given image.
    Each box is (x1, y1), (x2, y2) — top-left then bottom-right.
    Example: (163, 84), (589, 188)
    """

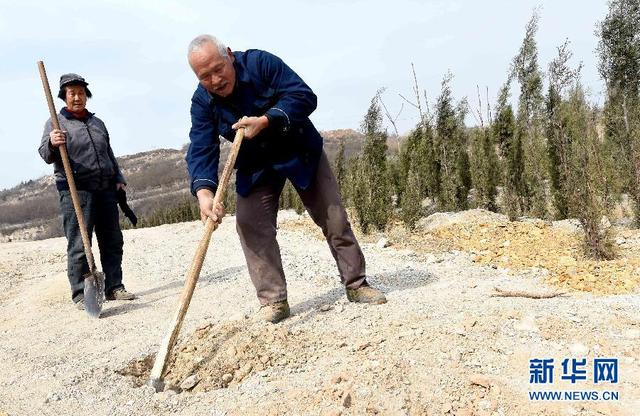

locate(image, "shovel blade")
(83, 271), (105, 318)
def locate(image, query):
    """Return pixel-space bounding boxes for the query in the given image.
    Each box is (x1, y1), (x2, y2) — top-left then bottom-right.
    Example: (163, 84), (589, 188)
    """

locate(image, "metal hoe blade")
(83, 271), (105, 318)
(147, 377), (165, 393)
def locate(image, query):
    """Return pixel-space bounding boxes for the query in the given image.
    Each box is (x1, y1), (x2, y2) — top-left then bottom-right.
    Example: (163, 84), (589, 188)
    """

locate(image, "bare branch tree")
(423, 90), (433, 123)
(398, 63), (434, 134)
(399, 93), (419, 110)
(377, 88), (403, 153)
(411, 63), (425, 126)
(486, 86), (492, 124)
(473, 84), (485, 127)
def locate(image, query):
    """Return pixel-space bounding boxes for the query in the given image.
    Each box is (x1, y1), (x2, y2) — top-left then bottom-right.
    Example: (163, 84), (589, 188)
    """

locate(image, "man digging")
(185, 35), (386, 323)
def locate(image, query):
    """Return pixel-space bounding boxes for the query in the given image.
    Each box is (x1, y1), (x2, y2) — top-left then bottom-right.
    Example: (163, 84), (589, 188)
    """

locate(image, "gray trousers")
(59, 189), (124, 301)
(235, 152), (366, 305)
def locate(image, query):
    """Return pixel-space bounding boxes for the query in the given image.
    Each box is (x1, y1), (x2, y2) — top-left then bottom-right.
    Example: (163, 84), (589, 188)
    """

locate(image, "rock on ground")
(0, 212), (638, 415)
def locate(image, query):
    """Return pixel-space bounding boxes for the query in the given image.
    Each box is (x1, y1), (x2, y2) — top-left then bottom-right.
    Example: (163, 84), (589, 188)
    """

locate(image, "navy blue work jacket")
(186, 49), (324, 197)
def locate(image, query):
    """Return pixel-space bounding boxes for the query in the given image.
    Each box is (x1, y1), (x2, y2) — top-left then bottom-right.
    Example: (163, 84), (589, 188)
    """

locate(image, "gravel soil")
(0, 210), (638, 415)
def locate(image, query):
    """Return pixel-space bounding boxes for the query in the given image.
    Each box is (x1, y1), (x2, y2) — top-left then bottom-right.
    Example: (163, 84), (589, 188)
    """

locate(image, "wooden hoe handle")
(149, 127), (245, 390)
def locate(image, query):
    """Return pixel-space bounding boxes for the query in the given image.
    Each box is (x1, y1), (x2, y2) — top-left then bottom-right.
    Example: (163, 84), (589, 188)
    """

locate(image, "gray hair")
(188, 34), (229, 59)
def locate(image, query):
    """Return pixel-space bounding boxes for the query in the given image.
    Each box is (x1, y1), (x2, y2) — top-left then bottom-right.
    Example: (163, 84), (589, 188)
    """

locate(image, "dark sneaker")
(346, 285), (387, 304)
(258, 300), (290, 323)
(106, 288), (136, 301)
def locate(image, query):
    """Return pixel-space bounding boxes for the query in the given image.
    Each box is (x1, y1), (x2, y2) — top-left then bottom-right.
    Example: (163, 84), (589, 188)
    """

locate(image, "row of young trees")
(122, 177), (306, 230)
(333, 0), (639, 260)
(128, 1), (638, 263)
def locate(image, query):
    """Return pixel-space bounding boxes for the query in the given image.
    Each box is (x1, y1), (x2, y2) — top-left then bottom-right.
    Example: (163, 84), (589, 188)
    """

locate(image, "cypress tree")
(546, 40), (582, 219)
(397, 127), (422, 204)
(434, 72), (469, 211)
(420, 121), (441, 199)
(333, 138), (347, 197)
(597, 0), (640, 223)
(513, 11), (549, 218)
(401, 159), (423, 230)
(399, 120), (439, 205)
(456, 100), (472, 209)
(566, 83), (615, 259)
(279, 181), (305, 214)
(493, 82), (524, 220)
(470, 125), (499, 211)
(351, 93), (392, 233)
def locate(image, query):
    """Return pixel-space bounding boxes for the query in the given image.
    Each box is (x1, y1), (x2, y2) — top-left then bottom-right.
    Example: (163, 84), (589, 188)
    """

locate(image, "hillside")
(0, 210), (637, 415)
(0, 129), (365, 242)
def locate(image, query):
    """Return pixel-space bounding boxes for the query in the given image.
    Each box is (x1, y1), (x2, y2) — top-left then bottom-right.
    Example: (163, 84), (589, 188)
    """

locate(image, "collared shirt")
(186, 49), (323, 197)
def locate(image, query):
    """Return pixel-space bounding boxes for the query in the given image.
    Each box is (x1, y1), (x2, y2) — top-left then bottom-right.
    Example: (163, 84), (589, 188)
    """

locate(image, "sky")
(0, 0), (609, 190)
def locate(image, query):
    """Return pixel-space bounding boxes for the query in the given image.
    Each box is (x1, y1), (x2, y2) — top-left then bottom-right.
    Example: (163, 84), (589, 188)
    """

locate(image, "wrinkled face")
(189, 43), (236, 97)
(64, 85), (87, 112)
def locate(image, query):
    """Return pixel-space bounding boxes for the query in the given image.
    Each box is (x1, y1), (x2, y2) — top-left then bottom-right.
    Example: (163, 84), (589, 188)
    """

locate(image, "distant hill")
(0, 129), (366, 242)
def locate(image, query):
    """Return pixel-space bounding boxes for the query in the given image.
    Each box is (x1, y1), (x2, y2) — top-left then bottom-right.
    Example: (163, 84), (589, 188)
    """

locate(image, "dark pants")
(236, 152), (366, 305)
(59, 189), (124, 301)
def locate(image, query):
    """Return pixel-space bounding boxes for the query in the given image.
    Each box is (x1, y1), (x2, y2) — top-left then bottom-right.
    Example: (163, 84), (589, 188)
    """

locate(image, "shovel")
(148, 127), (245, 392)
(37, 61), (105, 318)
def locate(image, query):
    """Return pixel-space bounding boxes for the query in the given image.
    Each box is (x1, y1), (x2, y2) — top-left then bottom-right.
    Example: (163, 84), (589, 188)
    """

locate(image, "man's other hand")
(196, 188), (225, 225)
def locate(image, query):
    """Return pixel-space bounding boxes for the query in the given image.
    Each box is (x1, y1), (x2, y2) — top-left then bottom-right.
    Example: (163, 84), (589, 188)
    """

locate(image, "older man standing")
(185, 35), (386, 323)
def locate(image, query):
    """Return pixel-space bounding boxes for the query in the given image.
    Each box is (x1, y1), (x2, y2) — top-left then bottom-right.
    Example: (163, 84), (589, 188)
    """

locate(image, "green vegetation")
(4, 2), (640, 262)
(336, 2), (639, 261)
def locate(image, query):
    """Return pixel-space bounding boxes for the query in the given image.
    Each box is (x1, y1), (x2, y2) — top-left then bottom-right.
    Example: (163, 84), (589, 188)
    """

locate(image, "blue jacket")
(186, 49), (324, 197)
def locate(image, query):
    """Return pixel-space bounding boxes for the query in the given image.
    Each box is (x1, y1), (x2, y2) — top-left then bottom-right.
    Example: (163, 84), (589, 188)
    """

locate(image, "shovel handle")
(37, 61), (96, 272)
(149, 127), (245, 389)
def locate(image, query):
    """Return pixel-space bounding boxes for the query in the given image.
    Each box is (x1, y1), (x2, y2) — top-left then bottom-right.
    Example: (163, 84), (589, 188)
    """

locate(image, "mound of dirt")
(415, 209), (508, 232)
(120, 319), (313, 393)
(280, 210), (640, 295)
(164, 320), (311, 392)
(120, 316), (436, 415)
(117, 354), (156, 387)
(431, 220), (640, 294)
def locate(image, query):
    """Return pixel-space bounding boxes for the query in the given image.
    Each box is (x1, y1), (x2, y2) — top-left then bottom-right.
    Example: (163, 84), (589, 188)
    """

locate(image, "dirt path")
(0, 211), (638, 415)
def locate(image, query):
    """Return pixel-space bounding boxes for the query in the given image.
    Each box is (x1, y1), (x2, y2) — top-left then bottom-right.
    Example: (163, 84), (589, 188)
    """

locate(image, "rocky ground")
(0, 210), (638, 415)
